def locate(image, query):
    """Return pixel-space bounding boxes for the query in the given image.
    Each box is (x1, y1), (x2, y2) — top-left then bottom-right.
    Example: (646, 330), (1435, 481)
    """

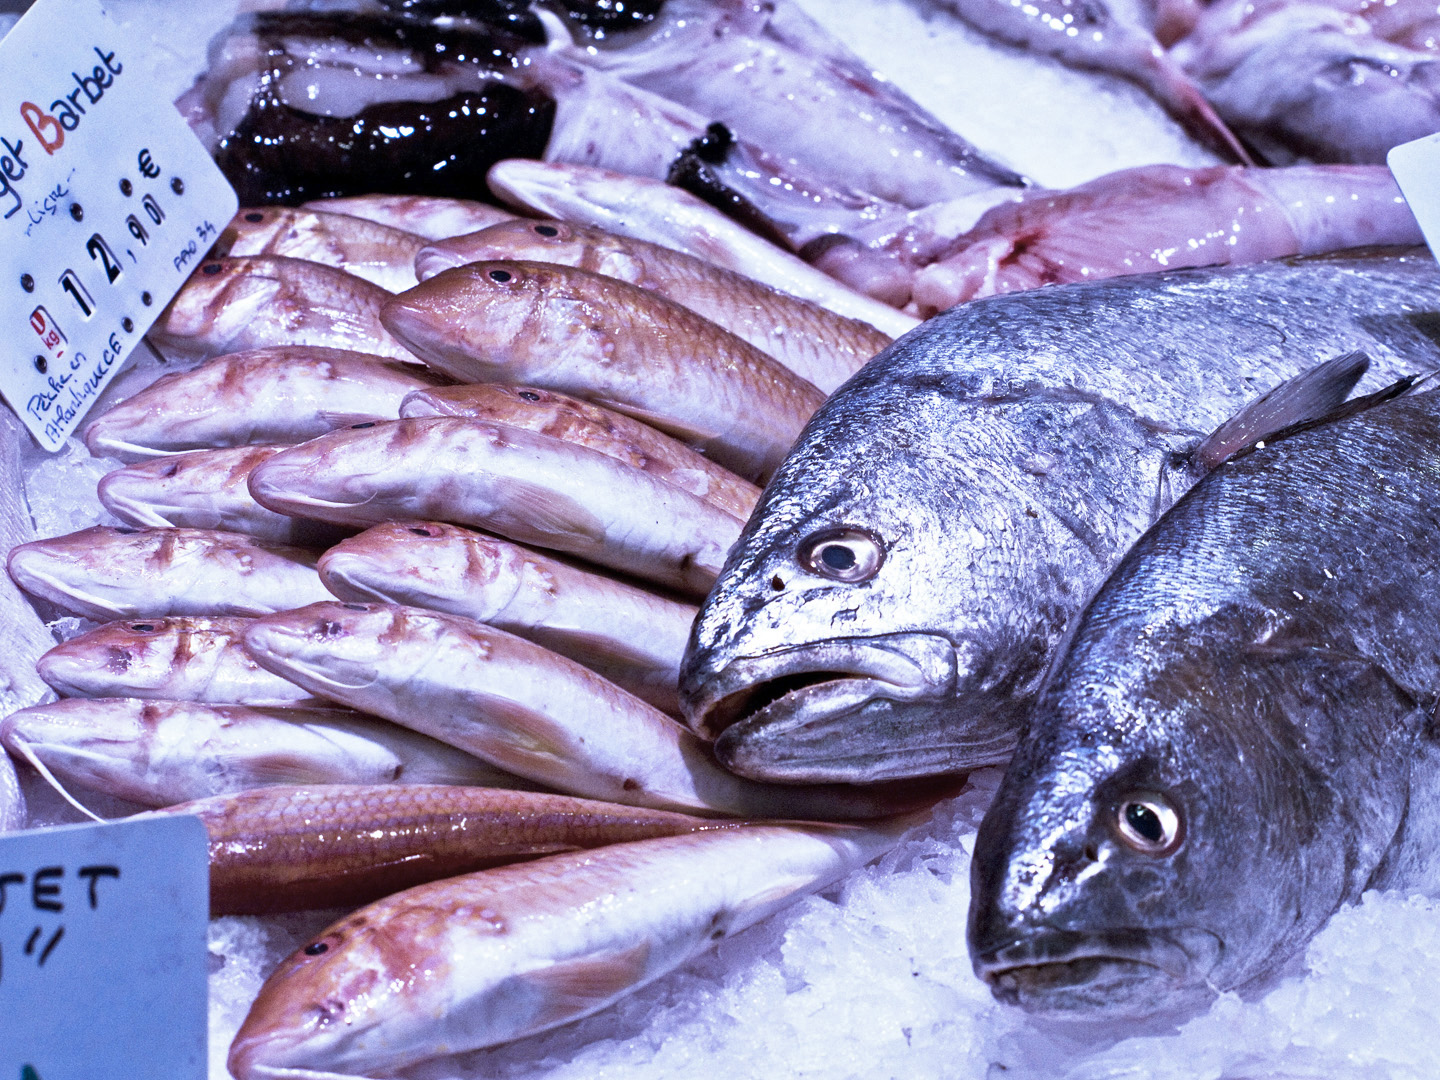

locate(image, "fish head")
(7, 526), (160, 620)
(968, 629), (1402, 1019)
(228, 904), (452, 1079)
(382, 262), (566, 380)
(243, 602), (410, 696)
(680, 382), (1089, 783)
(318, 521), (516, 615)
(220, 207), (303, 258)
(415, 218), (617, 280)
(150, 258), (285, 354)
(35, 616), (227, 697)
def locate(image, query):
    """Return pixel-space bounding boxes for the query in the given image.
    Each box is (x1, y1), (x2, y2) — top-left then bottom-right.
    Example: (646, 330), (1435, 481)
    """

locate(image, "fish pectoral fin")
(522, 941), (652, 1029)
(316, 411), (386, 430)
(1191, 350), (1372, 473)
(487, 479), (606, 546)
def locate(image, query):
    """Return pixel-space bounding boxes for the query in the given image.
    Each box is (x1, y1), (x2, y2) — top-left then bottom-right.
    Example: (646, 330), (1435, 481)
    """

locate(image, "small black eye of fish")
(129, 622), (158, 633)
(1115, 792), (1183, 855)
(244, 211), (265, 223)
(202, 263), (223, 276)
(341, 603), (369, 612)
(535, 225), (559, 237)
(304, 942), (329, 956)
(408, 526), (435, 537)
(489, 269), (513, 283)
(519, 390), (542, 402)
(797, 527), (885, 583)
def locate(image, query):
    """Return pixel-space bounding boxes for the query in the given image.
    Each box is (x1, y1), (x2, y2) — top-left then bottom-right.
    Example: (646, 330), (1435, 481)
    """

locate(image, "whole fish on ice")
(681, 251), (1440, 784)
(970, 384), (1440, 1018)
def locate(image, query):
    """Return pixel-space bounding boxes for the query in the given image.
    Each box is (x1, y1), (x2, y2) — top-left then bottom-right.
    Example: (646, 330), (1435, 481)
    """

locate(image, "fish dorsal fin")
(1192, 351), (1372, 474)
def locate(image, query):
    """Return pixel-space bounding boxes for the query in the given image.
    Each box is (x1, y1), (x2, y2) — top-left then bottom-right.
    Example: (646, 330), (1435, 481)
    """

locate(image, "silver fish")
(969, 384), (1440, 1019)
(7, 526), (333, 620)
(681, 251), (1440, 784)
(81, 345), (448, 462)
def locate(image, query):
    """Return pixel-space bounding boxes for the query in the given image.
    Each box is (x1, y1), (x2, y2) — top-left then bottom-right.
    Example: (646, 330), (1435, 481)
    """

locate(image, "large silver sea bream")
(681, 250), (1440, 784)
(969, 386), (1440, 1018)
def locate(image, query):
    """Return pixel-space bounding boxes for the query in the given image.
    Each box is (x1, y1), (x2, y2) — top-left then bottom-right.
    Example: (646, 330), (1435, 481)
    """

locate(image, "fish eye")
(340, 603), (369, 612)
(796, 527), (885, 583)
(243, 211), (265, 223)
(350, 421), (377, 429)
(534, 224), (559, 237)
(128, 622), (158, 633)
(488, 269), (513, 283)
(518, 390), (542, 401)
(407, 525), (436, 537)
(304, 941), (328, 956)
(201, 263), (223, 275)
(1114, 791), (1183, 856)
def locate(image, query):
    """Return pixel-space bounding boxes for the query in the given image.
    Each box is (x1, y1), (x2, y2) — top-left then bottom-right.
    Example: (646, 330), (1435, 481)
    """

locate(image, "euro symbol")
(137, 149), (160, 179)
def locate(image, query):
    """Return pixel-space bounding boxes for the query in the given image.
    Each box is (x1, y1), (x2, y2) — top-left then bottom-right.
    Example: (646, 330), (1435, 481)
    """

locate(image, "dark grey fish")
(680, 250), (1440, 784)
(968, 383), (1440, 1019)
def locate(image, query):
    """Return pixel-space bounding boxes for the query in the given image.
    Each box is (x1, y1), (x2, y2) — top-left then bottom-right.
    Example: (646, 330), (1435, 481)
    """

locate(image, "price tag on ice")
(0, 0), (236, 451)
(1390, 133), (1440, 262)
(0, 815), (208, 1080)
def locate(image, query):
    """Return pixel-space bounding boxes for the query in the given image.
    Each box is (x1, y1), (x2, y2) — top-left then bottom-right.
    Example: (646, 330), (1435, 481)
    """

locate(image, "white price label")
(0, 815), (209, 1079)
(0, 0), (236, 451)
(1390, 133), (1440, 262)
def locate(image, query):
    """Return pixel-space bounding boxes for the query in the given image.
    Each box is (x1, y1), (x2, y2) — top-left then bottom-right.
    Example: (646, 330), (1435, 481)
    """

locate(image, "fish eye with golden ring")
(1114, 791), (1183, 855)
(797, 527), (885, 583)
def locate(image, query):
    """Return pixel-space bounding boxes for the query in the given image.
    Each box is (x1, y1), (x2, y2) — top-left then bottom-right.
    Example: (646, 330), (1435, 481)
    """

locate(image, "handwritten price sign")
(0, 0), (236, 451)
(0, 815), (208, 1080)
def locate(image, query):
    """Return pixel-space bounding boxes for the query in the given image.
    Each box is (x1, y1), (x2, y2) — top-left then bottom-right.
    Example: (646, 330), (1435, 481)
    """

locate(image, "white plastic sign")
(1390, 133), (1440, 262)
(0, 814), (209, 1079)
(0, 0), (236, 451)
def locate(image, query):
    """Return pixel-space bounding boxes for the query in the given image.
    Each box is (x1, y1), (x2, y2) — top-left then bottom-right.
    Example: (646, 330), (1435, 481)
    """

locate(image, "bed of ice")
(5, 0), (1436, 1077)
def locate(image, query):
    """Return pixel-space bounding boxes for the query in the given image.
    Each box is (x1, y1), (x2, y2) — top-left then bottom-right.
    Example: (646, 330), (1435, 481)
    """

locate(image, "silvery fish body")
(969, 387), (1440, 1018)
(681, 250), (1440, 784)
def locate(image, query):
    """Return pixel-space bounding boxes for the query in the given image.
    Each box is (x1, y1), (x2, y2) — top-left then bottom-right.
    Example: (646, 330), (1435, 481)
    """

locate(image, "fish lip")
(973, 927), (1223, 1015)
(682, 631), (957, 743)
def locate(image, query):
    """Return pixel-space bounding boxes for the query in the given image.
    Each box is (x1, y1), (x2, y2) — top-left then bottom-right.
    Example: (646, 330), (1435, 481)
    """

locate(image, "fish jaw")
(969, 926), (1223, 1019)
(680, 632), (1016, 783)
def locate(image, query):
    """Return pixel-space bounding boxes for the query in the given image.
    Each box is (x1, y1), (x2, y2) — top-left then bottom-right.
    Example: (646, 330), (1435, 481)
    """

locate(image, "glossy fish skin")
(228, 820), (908, 1077)
(969, 389), (1440, 1019)
(219, 206), (426, 293)
(249, 416), (740, 596)
(382, 262), (825, 482)
(97, 446), (347, 547)
(318, 521), (697, 714)
(244, 602), (934, 821)
(301, 194), (517, 240)
(0, 698), (521, 808)
(81, 346), (448, 462)
(398, 382), (760, 520)
(36, 616), (315, 706)
(6, 526), (333, 621)
(681, 251), (1440, 784)
(416, 220), (892, 393)
(148, 256), (417, 362)
(149, 783), (729, 915)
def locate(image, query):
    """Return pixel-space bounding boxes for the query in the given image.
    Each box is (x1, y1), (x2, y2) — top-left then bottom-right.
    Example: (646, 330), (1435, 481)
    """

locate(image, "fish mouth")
(679, 632), (1013, 784)
(973, 928), (1223, 1018)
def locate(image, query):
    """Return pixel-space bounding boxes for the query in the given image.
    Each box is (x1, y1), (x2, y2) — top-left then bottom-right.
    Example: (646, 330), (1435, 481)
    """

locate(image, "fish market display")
(683, 251), (1440, 785)
(301, 193), (517, 240)
(148, 255), (417, 361)
(248, 417), (740, 595)
(81, 346), (447, 461)
(36, 616), (315, 706)
(907, 163), (1422, 314)
(416, 219), (893, 391)
(228, 818), (911, 1077)
(397, 383), (760, 519)
(970, 385), (1440, 1017)
(382, 263), (825, 480)
(0, 698), (519, 808)
(319, 522), (697, 714)
(219, 206), (427, 292)
(7, 526), (333, 620)
(150, 783), (731, 915)
(243, 602), (933, 821)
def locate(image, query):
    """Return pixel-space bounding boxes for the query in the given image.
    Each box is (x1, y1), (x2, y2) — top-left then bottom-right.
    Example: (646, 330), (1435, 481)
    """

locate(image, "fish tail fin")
(8, 735), (106, 823)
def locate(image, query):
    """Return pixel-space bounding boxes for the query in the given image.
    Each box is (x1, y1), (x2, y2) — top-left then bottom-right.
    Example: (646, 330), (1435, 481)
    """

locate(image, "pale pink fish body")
(82, 346), (447, 462)
(243, 602), (935, 820)
(228, 820), (913, 1078)
(485, 159), (921, 338)
(219, 206), (426, 293)
(97, 445), (347, 547)
(6, 526), (333, 621)
(0, 698), (522, 807)
(301, 193), (519, 240)
(148, 255), (418, 362)
(318, 521), (696, 714)
(36, 616), (316, 706)
(416, 220), (892, 393)
(398, 383), (760, 521)
(248, 418), (740, 596)
(382, 262), (825, 482)
(910, 164), (1423, 315)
